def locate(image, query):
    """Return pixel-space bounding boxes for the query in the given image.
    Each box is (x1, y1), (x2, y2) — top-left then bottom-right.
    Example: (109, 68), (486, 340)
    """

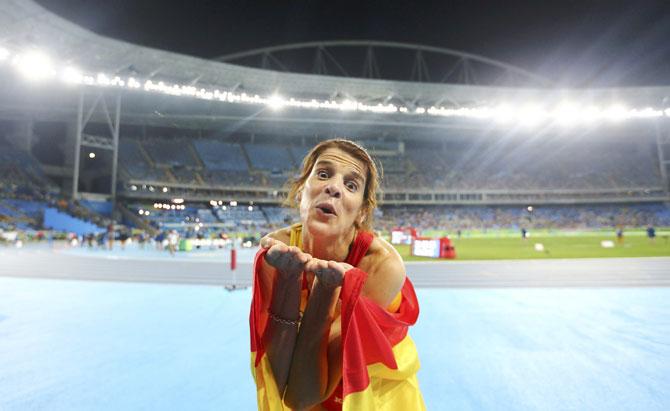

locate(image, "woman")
(250, 139), (425, 410)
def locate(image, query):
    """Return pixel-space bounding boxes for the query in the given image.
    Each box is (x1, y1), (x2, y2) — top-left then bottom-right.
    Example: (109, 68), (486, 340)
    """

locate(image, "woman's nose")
(324, 183), (341, 198)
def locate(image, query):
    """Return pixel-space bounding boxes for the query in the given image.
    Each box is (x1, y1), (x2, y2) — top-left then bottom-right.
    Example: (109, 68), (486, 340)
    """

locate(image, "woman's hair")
(285, 138), (381, 231)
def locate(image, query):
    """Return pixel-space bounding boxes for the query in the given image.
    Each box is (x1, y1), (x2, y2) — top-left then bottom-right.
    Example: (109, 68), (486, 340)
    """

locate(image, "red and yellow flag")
(250, 249), (425, 410)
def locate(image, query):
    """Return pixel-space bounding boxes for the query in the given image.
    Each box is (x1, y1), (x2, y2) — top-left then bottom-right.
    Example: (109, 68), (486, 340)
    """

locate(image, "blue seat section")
(79, 199), (113, 217)
(119, 139), (159, 180)
(289, 146), (311, 168)
(43, 207), (104, 235)
(143, 139), (198, 167)
(192, 140), (248, 171)
(3, 199), (48, 219)
(244, 144), (292, 172)
(201, 170), (260, 186)
(262, 206), (298, 225)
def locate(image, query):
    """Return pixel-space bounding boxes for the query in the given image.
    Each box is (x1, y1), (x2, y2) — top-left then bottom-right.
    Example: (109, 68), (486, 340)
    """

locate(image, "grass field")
(394, 229), (670, 261)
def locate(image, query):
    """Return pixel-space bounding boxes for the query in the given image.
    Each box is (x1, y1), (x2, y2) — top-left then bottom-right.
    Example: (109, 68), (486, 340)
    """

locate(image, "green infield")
(394, 231), (670, 261)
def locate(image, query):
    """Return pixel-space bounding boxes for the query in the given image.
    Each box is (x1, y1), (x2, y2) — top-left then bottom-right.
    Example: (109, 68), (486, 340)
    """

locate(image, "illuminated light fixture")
(88, 152), (96, 159)
(268, 94), (286, 110)
(415, 107), (426, 114)
(13, 50), (56, 81)
(210, 200), (217, 206)
(552, 102), (582, 126)
(222, 205), (227, 210)
(172, 198), (184, 204)
(62, 66), (83, 84)
(603, 104), (628, 122)
(217, 200), (223, 206)
(162, 186), (168, 193)
(138, 209), (145, 215)
(491, 105), (514, 123)
(230, 200), (237, 207)
(145, 211), (150, 216)
(665, 108), (670, 117)
(629, 107), (663, 118)
(248, 206), (253, 211)
(148, 186), (155, 192)
(0, 47), (9, 61)
(517, 105), (547, 127)
(131, 185), (138, 191)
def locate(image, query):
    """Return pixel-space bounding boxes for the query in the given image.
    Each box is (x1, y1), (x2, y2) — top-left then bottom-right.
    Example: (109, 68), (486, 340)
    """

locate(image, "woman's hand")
(305, 258), (353, 289)
(261, 237), (312, 280)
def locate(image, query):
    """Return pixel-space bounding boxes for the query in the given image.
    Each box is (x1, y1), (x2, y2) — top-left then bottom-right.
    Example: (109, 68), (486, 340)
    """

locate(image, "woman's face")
(299, 147), (367, 239)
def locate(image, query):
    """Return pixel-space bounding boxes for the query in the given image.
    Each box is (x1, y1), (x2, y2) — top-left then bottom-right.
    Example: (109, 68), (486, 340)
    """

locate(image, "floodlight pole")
(110, 93), (121, 206)
(656, 121), (670, 193)
(72, 91), (84, 200)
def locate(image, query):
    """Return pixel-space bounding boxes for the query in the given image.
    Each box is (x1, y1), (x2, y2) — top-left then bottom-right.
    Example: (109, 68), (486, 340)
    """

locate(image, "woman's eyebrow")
(314, 160), (334, 168)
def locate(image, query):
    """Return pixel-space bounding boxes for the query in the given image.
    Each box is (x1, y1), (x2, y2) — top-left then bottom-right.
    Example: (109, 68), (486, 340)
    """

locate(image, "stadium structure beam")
(655, 121), (670, 193)
(71, 90), (122, 204)
(214, 40), (553, 86)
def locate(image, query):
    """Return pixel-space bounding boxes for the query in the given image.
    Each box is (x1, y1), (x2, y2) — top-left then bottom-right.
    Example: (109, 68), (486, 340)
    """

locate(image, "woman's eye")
(317, 170), (329, 179)
(346, 181), (358, 191)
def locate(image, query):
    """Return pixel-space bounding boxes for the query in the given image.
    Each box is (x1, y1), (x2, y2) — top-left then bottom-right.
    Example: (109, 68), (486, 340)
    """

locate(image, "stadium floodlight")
(630, 107), (663, 118)
(415, 107), (426, 114)
(145, 211), (150, 216)
(62, 66), (83, 84)
(88, 152), (95, 159)
(602, 104), (628, 122)
(12, 50), (56, 81)
(222, 205), (227, 210)
(138, 209), (145, 215)
(552, 102), (582, 126)
(209, 200), (217, 206)
(517, 105), (547, 127)
(268, 94), (287, 110)
(230, 200), (238, 207)
(162, 187), (169, 193)
(491, 105), (514, 123)
(248, 206), (253, 211)
(172, 198), (184, 204)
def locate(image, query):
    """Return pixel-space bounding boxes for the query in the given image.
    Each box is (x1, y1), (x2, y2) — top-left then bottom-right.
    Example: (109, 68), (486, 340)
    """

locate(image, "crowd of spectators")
(377, 203), (670, 232)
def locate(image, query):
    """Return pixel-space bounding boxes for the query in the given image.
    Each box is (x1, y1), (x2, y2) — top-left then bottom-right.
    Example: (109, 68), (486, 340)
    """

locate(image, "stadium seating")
(192, 140), (249, 171)
(244, 143), (293, 172)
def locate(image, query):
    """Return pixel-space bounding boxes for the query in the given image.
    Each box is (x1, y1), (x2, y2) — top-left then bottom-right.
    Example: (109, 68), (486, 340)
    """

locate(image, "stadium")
(1, 1), (669, 410)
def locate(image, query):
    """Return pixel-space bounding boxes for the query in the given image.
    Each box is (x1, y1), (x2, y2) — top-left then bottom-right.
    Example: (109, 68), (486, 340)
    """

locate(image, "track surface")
(1, 246), (668, 287)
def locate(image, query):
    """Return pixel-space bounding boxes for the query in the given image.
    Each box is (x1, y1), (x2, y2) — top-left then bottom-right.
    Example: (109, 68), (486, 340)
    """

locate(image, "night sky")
(36, 0), (670, 87)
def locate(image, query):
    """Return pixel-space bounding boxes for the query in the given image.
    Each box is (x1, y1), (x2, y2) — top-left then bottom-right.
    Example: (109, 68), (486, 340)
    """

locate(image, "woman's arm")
(284, 255), (406, 410)
(259, 237), (312, 396)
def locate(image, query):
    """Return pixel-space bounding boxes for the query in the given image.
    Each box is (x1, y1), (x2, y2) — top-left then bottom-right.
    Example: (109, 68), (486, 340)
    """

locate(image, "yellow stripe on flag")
(342, 335), (426, 410)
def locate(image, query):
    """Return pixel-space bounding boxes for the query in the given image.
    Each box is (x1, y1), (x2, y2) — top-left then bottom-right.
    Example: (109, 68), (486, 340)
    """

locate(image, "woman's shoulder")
(361, 233), (404, 272)
(359, 233), (406, 308)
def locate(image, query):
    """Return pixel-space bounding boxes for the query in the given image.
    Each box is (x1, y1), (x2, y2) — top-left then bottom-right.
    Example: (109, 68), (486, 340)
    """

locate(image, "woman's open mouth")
(316, 203), (337, 216)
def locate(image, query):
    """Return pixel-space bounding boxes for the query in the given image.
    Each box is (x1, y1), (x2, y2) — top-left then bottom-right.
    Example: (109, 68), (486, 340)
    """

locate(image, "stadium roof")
(1, 0), (670, 134)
